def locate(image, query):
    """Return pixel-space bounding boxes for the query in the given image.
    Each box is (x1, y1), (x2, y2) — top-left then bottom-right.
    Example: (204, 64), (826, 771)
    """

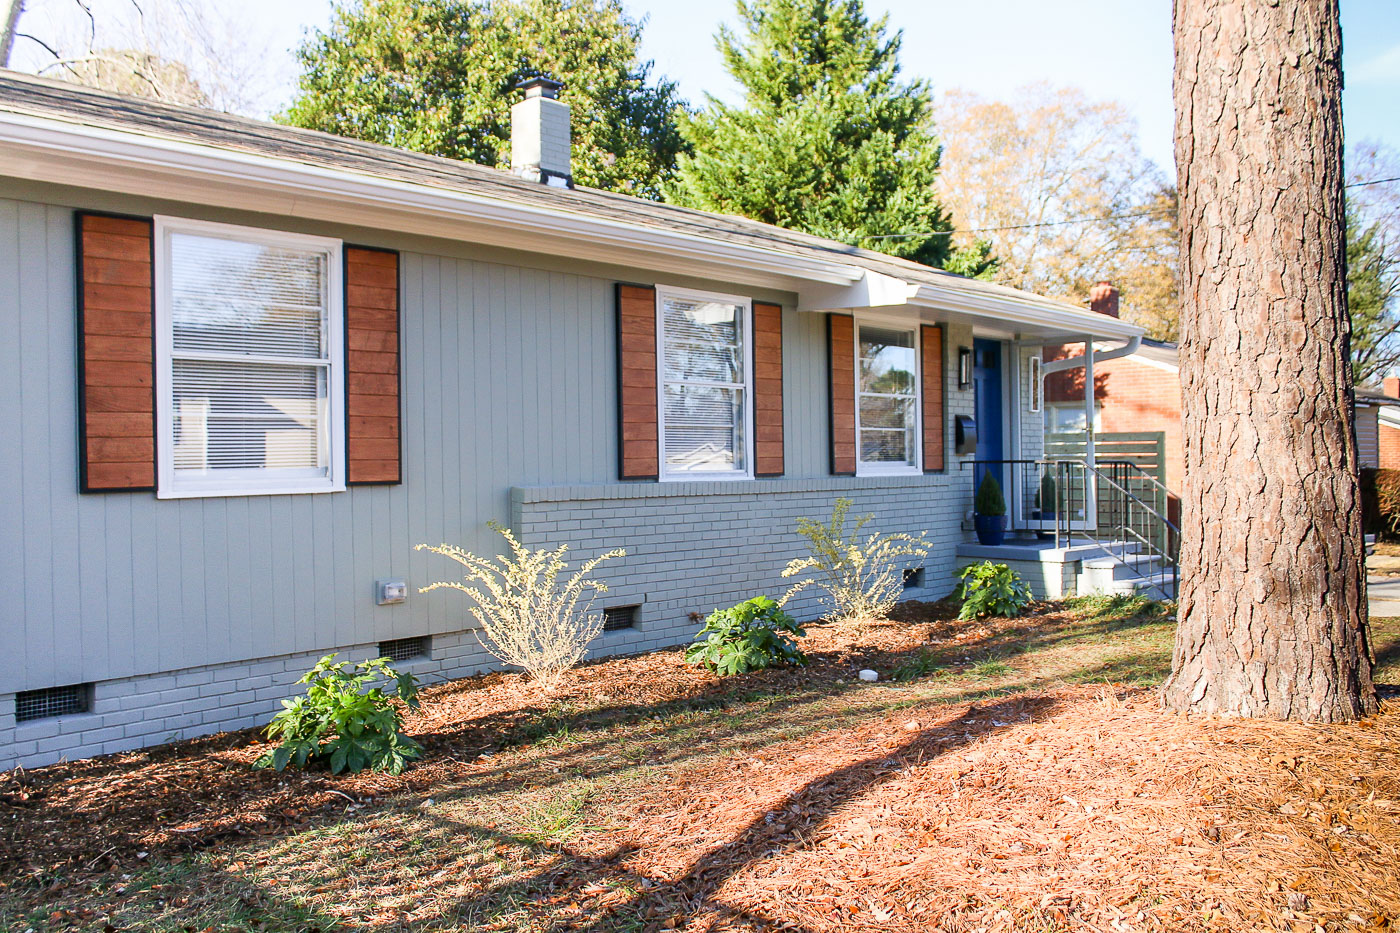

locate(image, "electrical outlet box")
(375, 579), (407, 605)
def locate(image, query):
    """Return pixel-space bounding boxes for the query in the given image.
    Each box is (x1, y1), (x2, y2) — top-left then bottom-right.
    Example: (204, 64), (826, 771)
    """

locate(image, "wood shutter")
(617, 283), (659, 480)
(827, 313), (856, 475)
(752, 301), (784, 477)
(77, 212), (155, 492)
(921, 324), (946, 472)
(345, 246), (401, 485)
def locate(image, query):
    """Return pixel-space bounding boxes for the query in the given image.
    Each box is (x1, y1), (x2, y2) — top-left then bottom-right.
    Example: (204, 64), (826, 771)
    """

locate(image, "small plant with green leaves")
(685, 596), (806, 676)
(418, 523), (624, 689)
(974, 472), (1007, 516)
(256, 654), (421, 775)
(953, 561), (1032, 621)
(1036, 471), (1057, 514)
(781, 497), (931, 624)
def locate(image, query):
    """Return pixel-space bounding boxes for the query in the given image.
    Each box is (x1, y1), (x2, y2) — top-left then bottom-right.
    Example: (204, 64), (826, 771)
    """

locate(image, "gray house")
(0, 72), (1141, 769)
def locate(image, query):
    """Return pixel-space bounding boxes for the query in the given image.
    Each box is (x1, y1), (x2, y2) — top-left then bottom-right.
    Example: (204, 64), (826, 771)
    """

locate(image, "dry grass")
(3, 600), (1399, 932)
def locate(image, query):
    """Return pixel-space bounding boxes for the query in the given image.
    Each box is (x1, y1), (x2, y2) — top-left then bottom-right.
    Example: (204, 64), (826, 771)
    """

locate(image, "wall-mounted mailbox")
(955, 414), (978, 456)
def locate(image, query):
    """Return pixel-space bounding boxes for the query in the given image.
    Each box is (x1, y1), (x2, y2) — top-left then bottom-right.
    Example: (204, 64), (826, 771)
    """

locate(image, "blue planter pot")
(974, 513), (1007, 546)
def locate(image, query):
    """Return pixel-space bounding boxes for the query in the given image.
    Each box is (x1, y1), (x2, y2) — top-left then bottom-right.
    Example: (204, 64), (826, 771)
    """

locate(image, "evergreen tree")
(284, 0), (685, 199)
(666, 0), (962, 268)
(1348, 205), (1400, 384)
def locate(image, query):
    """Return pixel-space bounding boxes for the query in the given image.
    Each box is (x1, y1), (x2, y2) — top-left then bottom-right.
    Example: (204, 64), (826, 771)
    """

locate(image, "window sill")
(156, 480), (346, 500)
(657, 472), (754, 483)
(855, 465), (923, 478)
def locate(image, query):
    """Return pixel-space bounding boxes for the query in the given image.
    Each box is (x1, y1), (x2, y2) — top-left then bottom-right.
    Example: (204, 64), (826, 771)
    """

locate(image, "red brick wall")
(1380, 423), (1400, 471)
(1044, 350), (1184, 493)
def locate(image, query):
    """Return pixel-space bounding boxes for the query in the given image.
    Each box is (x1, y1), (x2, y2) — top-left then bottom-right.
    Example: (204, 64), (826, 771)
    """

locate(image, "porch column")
(1082, 335), (1095, 470)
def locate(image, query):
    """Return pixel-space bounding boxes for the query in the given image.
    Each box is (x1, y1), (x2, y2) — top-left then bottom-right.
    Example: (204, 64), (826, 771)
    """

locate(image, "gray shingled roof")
(0, 69), (1110, 320)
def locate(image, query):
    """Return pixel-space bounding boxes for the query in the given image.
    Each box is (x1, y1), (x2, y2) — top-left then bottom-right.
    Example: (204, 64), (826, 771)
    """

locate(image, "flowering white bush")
(781, 498), (930, 624)
(417, 523), (624, 689)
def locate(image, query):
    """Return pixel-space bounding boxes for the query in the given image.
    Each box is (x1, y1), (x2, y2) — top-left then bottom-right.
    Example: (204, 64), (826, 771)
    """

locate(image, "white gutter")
(0, 110), (861, 288)
(1041, 335), (1142, 374)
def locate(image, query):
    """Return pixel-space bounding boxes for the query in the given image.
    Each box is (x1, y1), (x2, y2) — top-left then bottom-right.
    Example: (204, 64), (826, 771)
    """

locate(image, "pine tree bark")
(1163, 0), (1377, 721)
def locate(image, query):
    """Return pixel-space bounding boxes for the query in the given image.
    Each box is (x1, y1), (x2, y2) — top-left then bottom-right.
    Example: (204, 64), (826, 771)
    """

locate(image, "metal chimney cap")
(516, 76), (564, 100)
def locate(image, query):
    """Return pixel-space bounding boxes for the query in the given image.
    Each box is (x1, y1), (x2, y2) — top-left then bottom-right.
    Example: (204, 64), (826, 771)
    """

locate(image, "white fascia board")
(909, 282), (1144, 340)
(0, 111), (860, 289)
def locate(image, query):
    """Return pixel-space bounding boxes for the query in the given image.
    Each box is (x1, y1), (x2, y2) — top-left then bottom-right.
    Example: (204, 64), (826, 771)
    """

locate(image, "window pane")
(170, 232), (327, 359)
(662, 297), (743, 383)
(859, 325), (916, 395)
(662, 384), (746, 472)
(172, 359), (327, 472)
(859, 395), (915, 430)
(860, 428), (912, 464)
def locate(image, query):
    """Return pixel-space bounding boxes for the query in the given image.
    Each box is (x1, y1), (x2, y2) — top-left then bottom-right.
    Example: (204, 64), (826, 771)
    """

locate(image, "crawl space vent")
(378, 636), (430, 662)
(602, 605), (638, 631)
(16, 684), (91, 723)
(903, 567), (925, 589)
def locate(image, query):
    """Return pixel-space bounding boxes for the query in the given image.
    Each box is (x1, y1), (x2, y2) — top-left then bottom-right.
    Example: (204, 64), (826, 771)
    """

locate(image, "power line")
(1348, 176), (1400, 189)
(867, 176), (1400, 242)
(865, 208), (1175, 241)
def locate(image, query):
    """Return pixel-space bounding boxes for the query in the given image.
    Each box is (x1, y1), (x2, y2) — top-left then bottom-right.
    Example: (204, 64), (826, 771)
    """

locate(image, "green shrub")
(685, 596), (806, 676)
(1036, 471), (1057, 513)
(417, 523), (624, 689)
(1361, 468), (1400, 540)
(953, 561), (1032, 621)
(781, 497), (930, 624)
(256, 654), (422, 775)
(974, 472), (1006, 516)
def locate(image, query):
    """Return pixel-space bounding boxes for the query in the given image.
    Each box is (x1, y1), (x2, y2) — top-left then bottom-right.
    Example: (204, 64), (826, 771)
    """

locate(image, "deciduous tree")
(934, 85), (1177, 335)
(285, 0), (685, 199)
(1162, 0), (1375, 721)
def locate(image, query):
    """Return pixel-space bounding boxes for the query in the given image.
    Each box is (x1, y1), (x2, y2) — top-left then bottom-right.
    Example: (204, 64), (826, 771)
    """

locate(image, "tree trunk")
(1163, 0), (1377, 721)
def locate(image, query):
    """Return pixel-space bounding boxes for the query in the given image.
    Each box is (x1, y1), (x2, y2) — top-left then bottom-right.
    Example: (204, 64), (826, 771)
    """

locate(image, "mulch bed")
(0, 600), (961, 884)
(4, 600), (1398, 932)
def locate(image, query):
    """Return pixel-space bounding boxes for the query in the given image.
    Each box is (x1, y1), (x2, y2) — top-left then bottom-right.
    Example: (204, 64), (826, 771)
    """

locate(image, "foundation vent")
(602, 605), (638, 632)
(378, 636), (430, 663)
(16, 684), (91, 723)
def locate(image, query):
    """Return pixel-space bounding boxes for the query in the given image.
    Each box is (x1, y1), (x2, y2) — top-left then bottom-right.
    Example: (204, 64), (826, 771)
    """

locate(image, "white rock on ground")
(858, 669), (879, 682)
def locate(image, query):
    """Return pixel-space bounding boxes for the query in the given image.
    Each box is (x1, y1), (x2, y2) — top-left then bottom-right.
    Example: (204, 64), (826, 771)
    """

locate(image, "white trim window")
(154, 217), (345, 498)
(656, 286), (753, 480)
(855, 318), (921, 475)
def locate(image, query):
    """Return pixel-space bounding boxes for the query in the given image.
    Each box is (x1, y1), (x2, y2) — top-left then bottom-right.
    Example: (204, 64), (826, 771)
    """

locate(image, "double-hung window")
(154, 217), (345, 498)
(656, 287), (753, 480)
(856, 319), (921, 474)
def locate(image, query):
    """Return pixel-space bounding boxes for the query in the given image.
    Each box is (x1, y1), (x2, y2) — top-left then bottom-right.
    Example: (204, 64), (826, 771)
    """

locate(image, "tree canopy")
(934, 85), (1176, 335)
(284, 0), (686, 200)
(665, 0), (969, 270)
(1347, 142), (1400, 385)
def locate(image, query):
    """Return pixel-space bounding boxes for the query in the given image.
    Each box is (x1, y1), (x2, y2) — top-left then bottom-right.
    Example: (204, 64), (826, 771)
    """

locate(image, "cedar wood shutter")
(921, 324), (945, 471)
(77, 212), (155, 492)
(345, 246), (402, 484)
(752, 301), (784, 477)
(827, 313), (856, 475)
(76, 217), (401, 492)
(617, 283), (659, 480)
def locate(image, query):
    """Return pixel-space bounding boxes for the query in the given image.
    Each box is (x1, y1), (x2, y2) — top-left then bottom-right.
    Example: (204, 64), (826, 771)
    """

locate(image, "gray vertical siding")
(10, 196), (986, 695)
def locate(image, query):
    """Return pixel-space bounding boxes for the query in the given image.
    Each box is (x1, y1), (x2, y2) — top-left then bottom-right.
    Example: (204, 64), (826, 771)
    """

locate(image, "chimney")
(1089, 280), (1120, 318)
(510, 76), (572, 188)
(1385, 376), (1400, 399)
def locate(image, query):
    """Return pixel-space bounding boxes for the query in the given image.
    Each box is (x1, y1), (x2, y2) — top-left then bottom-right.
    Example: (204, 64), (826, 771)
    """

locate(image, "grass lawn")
(3, 599), (1399, 932)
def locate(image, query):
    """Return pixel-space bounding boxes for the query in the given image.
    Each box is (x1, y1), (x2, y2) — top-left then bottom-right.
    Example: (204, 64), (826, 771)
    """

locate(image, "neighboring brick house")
(1044, 283), (1184, 493)
(1375, 378), (1400, 470)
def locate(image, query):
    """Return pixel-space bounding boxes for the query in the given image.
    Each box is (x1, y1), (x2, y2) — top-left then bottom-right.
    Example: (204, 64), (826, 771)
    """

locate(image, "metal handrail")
(965, 456), (1179, 600)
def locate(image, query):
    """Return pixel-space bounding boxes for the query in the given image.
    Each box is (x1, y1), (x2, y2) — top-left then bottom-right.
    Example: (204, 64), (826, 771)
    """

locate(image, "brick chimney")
(1385, 376), (1400, 399)
(1086, 280), (1120, 316)
(510, 76), (572, 188)
(1089, 281), (1120, 318)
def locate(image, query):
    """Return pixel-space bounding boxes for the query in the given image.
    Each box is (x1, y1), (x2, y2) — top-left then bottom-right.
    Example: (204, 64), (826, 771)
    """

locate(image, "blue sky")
(15, 0), (1400, 179)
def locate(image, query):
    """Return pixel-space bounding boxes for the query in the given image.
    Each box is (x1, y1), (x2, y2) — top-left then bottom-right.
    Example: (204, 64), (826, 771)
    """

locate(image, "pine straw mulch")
(3, 601), (1400, 932)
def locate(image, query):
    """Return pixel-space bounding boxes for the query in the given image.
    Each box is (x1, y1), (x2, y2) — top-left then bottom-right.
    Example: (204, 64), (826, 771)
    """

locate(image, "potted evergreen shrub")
(1032, 470), (1058, 540)
(974, 472), (1008, 546)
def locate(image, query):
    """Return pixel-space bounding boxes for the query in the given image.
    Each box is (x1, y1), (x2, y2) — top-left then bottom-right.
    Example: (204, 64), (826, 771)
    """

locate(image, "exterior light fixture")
(958, 346), (973, 388)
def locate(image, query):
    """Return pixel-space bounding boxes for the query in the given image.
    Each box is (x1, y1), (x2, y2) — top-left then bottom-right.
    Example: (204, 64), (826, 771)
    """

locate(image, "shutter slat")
(77, 212), (154, 493)
(617, 283), (659, 480)
(753, 301), (784, 477)
(828, 314), (856, 475)
(345, 246), (401, 485)
(921, 324), (945, 472)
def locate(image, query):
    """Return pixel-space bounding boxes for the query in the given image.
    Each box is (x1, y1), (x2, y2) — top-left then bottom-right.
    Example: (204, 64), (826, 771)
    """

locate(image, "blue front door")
(973, 338), (1004, 488)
